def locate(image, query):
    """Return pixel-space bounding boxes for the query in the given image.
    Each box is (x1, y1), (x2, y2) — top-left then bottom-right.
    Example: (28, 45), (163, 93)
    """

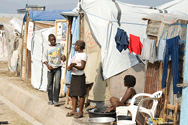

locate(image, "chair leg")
(174, 103), (178, 125)
(144, 117), (148, 125)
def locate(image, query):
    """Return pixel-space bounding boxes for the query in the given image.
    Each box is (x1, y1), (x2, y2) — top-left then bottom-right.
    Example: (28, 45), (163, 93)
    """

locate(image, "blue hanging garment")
(115, 28), (129, 52)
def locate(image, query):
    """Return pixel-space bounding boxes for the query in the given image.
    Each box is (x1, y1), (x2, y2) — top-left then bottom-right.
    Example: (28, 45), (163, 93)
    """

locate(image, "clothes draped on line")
(157, 40), (167, 62)
(140, 39), (157, 64)
(162, 36), (180, 94)
(128, 34), (143, 55)
(115, 28), (129, 52)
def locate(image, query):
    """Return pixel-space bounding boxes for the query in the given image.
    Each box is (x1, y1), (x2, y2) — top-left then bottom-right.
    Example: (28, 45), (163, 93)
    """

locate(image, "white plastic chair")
(116, 91), (163, 125)
(130, 91), (163, 118)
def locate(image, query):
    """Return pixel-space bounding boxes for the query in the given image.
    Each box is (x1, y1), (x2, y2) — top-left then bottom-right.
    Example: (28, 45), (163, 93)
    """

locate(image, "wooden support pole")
(22, 12), (29, 80)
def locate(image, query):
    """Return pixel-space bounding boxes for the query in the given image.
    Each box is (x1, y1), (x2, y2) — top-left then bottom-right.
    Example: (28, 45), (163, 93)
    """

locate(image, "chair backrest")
(151, 91), (163, 112)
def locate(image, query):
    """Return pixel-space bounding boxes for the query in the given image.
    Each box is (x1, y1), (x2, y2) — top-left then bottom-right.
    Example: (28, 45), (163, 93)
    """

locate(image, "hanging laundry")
(157, 40), (167, 61)
(115, 28), (129, 52)
(140, 39), (156, 64)
(128, 34), (143, 55)
(162, 36), (180, 94)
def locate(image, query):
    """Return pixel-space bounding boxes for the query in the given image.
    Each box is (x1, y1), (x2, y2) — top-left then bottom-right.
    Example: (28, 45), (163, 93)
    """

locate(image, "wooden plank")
(166, 115), (174, 120)
(34, 21), (55, 28)
(167, 104), (175, 110)
(54, 19), (69, 96)
(22, 12), (29, 80)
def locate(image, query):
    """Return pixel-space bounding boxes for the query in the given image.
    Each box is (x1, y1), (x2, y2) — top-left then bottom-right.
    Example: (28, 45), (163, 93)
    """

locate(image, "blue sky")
(0, 0), (172, 14)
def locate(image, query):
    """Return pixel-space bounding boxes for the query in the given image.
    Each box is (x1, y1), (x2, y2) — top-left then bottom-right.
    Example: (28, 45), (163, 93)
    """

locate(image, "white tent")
(9, 17), (22, 34)
(62, 0), (161, 80)
(157, 0), (188, 15)
(31, 27), (55, 91)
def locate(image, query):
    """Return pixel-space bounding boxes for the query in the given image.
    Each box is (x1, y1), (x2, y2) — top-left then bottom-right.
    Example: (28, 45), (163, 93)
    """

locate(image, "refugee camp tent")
(21, 10), (70, 91)
(1, 17), (23, 73)
(61, 0), (162, 103)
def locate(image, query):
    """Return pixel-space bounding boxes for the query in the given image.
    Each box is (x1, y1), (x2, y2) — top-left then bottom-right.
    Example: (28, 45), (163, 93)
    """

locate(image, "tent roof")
(23, 10), (71, 23)
(143, 13), (188, 24)
(157, 0), (188, 14)
(61, 0), (161, 80)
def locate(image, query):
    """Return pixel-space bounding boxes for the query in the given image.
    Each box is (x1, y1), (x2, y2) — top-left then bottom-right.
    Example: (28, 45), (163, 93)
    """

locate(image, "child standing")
(66, 40), (87, 118)
(43, 34), (66, 106)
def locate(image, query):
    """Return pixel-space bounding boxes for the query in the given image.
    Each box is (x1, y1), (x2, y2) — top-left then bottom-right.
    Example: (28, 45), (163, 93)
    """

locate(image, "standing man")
(43, 34), (66, 106)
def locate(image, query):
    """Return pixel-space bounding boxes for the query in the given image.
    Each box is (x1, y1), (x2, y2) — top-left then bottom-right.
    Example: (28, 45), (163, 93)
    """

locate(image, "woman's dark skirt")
(69, 74), (86, 97)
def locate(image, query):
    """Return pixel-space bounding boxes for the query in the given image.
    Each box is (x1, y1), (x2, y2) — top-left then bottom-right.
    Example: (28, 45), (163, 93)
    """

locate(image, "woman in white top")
(66, 40), (87, 118)
(104, 75), (137, 113)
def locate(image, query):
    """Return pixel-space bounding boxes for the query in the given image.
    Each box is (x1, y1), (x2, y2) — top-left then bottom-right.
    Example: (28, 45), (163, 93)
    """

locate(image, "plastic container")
(117, 120), (136, 125)
(86, 107), (116, 119)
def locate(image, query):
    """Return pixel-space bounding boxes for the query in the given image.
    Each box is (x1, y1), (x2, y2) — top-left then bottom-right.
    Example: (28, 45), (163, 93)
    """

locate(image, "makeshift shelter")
(21, 10), (70, 91)
(141, 13), (188, 123)
(61, 0), (162, 104)
(0, 17), (23, 73)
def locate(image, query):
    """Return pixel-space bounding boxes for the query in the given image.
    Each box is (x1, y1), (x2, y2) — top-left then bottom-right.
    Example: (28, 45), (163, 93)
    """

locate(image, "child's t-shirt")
(71, 52), (87, 75)
(43, 44), (64, 69)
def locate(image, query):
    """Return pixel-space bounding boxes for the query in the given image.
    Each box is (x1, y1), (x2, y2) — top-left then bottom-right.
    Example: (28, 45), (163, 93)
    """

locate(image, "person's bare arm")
(44, 61), (53, 71)
(61, 55), (66, 62)
(67, 64), (73, 71)
(73, 60), (86, 70)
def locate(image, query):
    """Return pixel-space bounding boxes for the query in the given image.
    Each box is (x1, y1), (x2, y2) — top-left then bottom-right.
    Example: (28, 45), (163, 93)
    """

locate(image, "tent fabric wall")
(3, 24), (16, 71)
(9, 17), (22, 33)
(0, 31), (8, 59)
(31, 27), (55, 91)
(84, 17), (110, 101)
(80, 0), (160, 80)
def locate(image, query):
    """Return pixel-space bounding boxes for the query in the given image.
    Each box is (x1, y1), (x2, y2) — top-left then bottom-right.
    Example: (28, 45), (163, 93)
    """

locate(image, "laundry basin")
(86, 107), (116, 119)
(88, 117), (115, 125)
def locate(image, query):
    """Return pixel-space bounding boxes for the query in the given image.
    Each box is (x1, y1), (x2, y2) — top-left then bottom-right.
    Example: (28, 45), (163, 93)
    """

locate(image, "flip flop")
(74, 113), (83, 118)
(66, 112), (75, 117)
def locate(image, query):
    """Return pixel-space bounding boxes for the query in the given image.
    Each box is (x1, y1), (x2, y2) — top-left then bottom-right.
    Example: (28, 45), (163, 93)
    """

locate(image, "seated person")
(104, 75), (137, 113)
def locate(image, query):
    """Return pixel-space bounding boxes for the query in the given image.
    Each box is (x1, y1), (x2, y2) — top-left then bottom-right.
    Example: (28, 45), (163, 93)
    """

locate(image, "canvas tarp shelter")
(61, 0), (161, 101)
(62, 0), (161, 80)
(2, 17), (22, 72)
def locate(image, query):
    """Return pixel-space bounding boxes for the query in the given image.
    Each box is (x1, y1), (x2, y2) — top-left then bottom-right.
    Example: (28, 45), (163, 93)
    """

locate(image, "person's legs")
(79, 96), (85, 115)
(72, 96), (78, 113)
(104, 97), (119, 113)
(110, 97), (119, 103)
(85, 83), (93, 107)
(54, 68), (61, 103)
(47, 70), (55, 103)
(66, 96), (77, 117)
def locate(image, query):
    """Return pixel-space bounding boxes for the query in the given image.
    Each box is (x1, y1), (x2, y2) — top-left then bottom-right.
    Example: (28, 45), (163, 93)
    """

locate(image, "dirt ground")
(0, 61), (32, 125)
(0, 61), (92, 125)
(0, 100), (32, 125)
